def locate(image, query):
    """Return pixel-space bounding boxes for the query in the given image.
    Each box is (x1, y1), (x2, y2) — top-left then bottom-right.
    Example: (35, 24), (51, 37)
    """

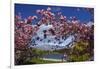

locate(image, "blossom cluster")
(15, 7), (94, 50)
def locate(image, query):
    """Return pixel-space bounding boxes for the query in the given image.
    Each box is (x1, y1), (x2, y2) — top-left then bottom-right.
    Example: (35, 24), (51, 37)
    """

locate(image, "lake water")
(43, 53), (65, 60)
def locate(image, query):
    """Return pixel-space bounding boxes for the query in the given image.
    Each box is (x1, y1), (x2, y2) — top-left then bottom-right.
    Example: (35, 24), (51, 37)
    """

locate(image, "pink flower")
(60, 15), (64, 20)
(36, 9), (41, 13)
(58, 12), (62, 15)
(47, 7), (51, 11)
(32, 16), (38, 19)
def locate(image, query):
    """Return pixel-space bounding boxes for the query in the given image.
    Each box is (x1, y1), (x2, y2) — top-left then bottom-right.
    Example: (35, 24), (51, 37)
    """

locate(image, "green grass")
(29, 58), (61, 64)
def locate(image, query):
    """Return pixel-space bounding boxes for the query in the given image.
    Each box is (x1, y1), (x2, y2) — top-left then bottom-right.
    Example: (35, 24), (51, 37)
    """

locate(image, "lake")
(42, 53), (67, 61)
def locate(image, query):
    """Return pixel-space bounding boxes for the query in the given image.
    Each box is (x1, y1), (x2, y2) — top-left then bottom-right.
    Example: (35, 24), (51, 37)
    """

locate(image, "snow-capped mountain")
(30, 24), (75, 51)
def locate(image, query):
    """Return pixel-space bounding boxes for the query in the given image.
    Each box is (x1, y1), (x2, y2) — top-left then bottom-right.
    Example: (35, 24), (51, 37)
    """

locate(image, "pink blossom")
(47, 7), (51, 11)
(36, 9), (41, 13)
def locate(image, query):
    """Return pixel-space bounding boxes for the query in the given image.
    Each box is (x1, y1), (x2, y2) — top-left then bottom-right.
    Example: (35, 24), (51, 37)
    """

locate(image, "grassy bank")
(29, 58), (61, 64)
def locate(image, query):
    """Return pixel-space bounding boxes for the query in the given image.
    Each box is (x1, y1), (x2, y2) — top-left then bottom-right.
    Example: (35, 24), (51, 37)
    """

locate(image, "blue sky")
(15, 3), (94, 23)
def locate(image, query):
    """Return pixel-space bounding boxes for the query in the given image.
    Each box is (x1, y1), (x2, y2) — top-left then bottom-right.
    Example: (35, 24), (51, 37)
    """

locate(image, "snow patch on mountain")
(30, 24), (75, 50)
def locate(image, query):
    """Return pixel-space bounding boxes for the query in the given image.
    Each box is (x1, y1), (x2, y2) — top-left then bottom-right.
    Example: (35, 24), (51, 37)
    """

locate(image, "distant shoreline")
(41, 58), (67, 62)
